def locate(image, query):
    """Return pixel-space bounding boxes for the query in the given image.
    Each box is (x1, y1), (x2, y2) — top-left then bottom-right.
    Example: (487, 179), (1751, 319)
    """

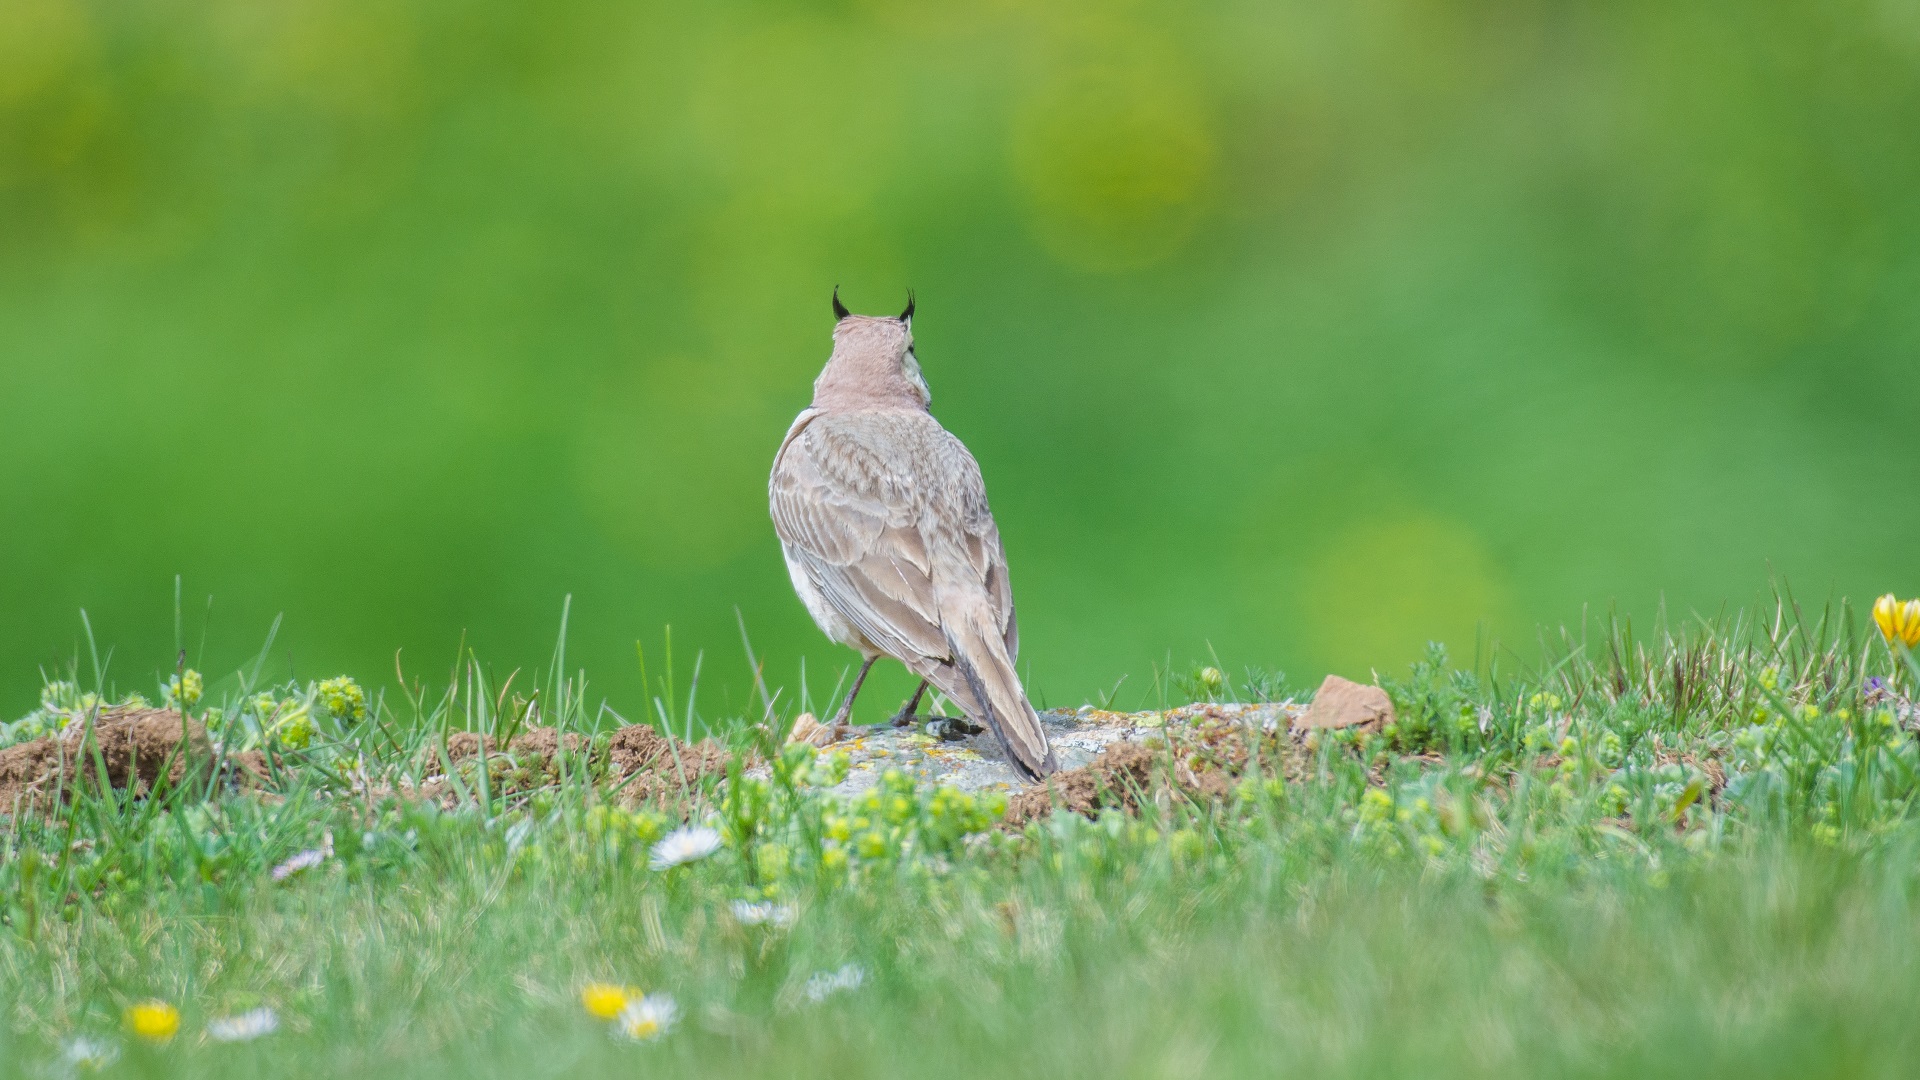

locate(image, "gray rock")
(792, 701), (1304, 798)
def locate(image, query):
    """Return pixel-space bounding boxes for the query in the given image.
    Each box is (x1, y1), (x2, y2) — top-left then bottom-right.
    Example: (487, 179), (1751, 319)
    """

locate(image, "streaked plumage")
(770, 297), (1056, 780)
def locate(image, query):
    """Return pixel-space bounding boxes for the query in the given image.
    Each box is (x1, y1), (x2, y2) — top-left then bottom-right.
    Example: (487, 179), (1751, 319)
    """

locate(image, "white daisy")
(62, 1036), (119, 1072)
(271, 831), (334, 881)
(206, 1007), (279, 1042)
(614, 993), (680, 1041)
(804, 963), (867, 1003)
(729, 900), (797, 928)
(271, 849), (326, 881)
(649, 826), (722, 871)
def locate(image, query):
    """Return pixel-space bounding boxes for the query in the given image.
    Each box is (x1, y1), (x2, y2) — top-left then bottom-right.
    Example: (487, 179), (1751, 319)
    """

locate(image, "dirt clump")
(441, 731), (497, 763)
(1001, 712), (1313, 829)
(410, 724), (729, 808)
(87, 709), (213, 790)
(607, 724), (731, 806)
(229, 750), (276, 787)
(606, 723), (672, 775)
(508, 727), (589, 757)
(0, 708), (213, 814)
(1003, 743), (1160, 828)
(436, 727), (591, 765)
(0, 738), (75, 814)
(1169, 709), (1314, 789)
(417, 726), (600, 803)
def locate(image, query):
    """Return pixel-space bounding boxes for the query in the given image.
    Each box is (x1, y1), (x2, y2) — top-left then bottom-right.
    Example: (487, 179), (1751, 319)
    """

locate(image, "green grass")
(4, 596), (1920, 1079)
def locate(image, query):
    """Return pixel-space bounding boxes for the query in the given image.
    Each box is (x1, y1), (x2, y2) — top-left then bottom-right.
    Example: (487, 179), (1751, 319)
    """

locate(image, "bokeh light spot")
(1010, 58), (1216, 273)
(1297, 514), (1513, 677)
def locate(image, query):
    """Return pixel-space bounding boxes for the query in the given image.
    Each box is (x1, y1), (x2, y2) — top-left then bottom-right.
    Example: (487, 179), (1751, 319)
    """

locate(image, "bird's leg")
(888, 680), (930, 727)
(830, 657), (877, 729)
(890, 679), (983, 735)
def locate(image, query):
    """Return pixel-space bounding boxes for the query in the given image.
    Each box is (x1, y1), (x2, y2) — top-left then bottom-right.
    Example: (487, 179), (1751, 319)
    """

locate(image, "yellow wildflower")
(581, 982), (637, 1020)
(124, 1000), (180, 1043)
(1873, 594), (1920, 648)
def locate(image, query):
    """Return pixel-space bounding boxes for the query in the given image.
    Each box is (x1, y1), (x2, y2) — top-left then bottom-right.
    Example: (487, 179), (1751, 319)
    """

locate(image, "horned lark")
(769, 291), (1057, 780)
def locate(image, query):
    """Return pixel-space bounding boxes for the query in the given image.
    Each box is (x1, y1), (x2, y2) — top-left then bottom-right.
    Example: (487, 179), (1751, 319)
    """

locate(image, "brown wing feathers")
(770, 412), (1054, 780)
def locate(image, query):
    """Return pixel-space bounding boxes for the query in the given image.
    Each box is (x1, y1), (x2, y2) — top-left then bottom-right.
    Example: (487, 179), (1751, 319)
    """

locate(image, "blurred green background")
(3, 0), (1918, 721)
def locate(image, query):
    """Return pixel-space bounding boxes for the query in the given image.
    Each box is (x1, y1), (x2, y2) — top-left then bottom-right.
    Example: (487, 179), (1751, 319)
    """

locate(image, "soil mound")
(419, 726), (598, 803)
(438, 727), (592, 765)
(416, 723), (729, 808)
(507, 727), (589, 757)
(0, 708), (212, 813)
(1000, 710), (1311, 829)
(442, 731), (496, 762)
(1003, 743), (1159, 828)
(606, 724), (730, 806)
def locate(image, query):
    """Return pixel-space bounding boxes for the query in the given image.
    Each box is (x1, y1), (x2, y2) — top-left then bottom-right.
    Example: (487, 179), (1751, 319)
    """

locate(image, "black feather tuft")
(832, 286), (850, 321)
(899, 289), (915, 324)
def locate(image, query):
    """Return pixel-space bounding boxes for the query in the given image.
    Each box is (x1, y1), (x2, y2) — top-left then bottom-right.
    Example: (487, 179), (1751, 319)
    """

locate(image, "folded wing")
(769, 410), (1052, 778)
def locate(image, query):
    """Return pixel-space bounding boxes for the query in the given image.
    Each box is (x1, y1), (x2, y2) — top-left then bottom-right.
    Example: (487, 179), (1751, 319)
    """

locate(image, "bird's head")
(813, 288), (929, 410)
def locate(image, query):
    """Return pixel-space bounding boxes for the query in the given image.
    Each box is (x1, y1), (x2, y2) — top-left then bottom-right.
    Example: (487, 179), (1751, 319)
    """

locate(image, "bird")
(769, 289), (1058, 781)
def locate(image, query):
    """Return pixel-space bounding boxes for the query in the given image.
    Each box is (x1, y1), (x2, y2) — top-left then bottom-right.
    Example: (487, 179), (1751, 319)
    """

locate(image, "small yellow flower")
(124, 1000), (180, 1043)
(1873, 594), (1920, 647)
(581, 982), (636, 1021)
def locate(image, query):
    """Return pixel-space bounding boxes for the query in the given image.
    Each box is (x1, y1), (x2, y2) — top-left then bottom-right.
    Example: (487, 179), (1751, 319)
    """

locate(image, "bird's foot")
(924, 716), (984, 741)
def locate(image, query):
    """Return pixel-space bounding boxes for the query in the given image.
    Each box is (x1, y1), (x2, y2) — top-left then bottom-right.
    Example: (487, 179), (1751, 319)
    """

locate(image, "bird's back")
(771, 405), (1050, 776)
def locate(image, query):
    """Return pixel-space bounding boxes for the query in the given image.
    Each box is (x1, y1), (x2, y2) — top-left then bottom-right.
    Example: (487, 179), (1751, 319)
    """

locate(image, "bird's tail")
(937, 605), (1056, 781)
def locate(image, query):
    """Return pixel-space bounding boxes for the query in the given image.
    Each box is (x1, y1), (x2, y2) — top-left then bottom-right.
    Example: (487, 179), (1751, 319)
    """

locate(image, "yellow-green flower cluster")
(1167, 827), (1206, 865)
(716, 744), (1008, 891)
(922, 785), (1003, 845)
(1233, 775), (1288, 806)
(518, 804), (669, 875)
(1350, 784), (1473, 859)
(772, 742), (851, 789)
(0, 682), (154, 750)
(1354, 787), (1403, 855)
(316, 676), (368, 724)
(164, 669), (203, 709)
(273, 700), (315, 749)
(822, 770), (1005, 870)
(1034, 807), (1169, 876)
(584, 804), (668, 845)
